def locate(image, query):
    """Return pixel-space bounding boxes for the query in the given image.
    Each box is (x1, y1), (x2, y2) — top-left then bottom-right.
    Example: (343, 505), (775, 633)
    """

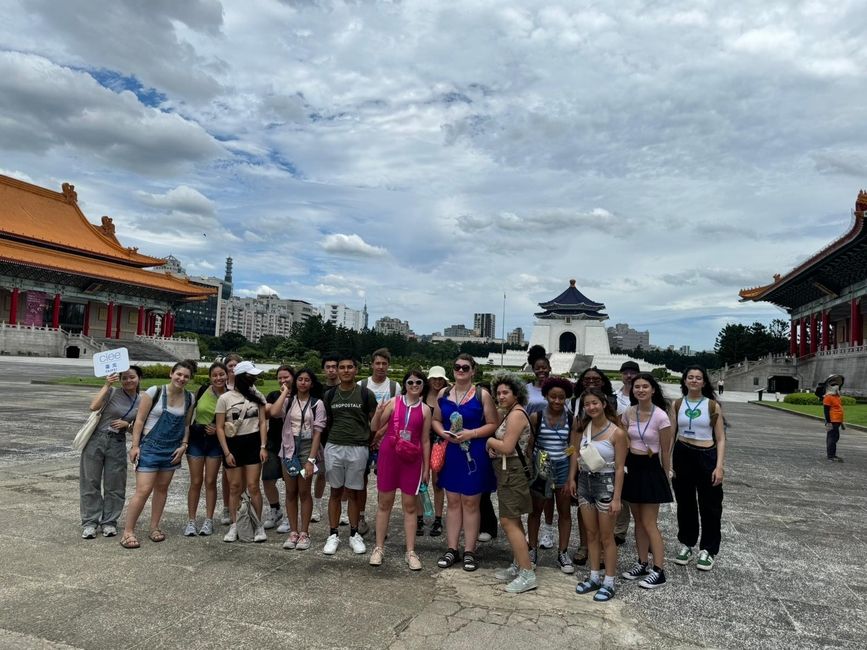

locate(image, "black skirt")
(622, 451), (672, 504)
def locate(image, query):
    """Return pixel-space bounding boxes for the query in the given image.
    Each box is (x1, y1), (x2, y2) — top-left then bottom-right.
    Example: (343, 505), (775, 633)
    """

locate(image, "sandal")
(593, 585), (615, 602)
(463, 551), (479, 572)
(437, 548), (460, 568)
(149, 529), (166, 543)
(120, 534), (140, 549)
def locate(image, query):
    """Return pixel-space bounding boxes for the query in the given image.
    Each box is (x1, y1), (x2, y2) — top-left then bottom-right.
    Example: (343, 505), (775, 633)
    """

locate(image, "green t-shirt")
(194, 387), (219, 426)
(327, 385), (375, 447)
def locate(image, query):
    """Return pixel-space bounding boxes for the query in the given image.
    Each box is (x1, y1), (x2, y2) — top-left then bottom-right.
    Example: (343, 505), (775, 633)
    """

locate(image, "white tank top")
(677, 397), (714, 442)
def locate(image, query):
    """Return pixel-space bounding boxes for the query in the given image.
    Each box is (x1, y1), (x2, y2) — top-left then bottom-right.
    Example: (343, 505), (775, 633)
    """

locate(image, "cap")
(233, 360), (263, 376)
(619, 361), (640, 373)
(427, 365), (448, 380)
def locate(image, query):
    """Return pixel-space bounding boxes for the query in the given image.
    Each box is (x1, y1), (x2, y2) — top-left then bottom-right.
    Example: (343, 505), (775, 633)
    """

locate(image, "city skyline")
(1, 2), (861, 349)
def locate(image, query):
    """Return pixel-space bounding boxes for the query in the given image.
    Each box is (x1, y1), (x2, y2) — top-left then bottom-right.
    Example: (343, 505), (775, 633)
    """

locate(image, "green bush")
(841, 396), (857, 406)
(784, 393), (819, 405)
(140, 364), (173, 379)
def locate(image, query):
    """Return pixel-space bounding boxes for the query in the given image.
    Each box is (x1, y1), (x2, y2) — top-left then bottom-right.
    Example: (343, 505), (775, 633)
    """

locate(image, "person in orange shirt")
(823, 379), (845, 462)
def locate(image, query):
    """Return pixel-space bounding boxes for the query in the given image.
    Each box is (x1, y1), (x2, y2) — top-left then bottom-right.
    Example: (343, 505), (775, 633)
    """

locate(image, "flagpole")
(501, 292), (506, 367)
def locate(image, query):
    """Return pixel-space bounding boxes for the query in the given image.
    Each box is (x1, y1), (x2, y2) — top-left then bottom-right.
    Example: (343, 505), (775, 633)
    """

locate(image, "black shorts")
(261, 450), (282, 481)
(224, 434), (262, 468)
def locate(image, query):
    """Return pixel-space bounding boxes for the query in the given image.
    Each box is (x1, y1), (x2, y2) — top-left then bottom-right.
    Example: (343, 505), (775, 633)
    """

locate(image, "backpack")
(360, 377), (399, 398)
(235, 490), (261, 542)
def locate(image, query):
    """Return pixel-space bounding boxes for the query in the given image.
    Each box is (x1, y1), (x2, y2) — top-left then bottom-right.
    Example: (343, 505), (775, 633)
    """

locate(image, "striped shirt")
(534, 410), (572, 462)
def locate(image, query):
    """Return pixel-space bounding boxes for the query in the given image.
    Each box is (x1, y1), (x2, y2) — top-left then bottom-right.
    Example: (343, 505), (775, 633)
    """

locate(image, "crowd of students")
(78, 346), (728, 598)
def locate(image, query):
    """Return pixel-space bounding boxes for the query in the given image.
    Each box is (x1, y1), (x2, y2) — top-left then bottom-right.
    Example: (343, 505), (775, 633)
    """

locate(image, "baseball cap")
(427, 365), (448, 380)
(619, 361), (640, 373)
(233, 360), (263, 376)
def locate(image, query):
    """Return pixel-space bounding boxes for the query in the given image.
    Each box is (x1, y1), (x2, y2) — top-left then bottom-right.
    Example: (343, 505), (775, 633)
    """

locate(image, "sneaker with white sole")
(199, 519), (214, 536)
(349, 532), (366, 554)
(283, 532), (299, 550)
(101, 525), (117, 538)
(220, 506), (231, 525)
(406, 551), (422, 571)
(357, 517), (370, 537)
(539, 524), (555, 550)
(674, 545), (693, 565)
(696, 550), (715, 571)
(276, 518), (291, 534)
(339, 506), (349, 525)
(81, 525), (97, 539)
(223, 524), (238, 543)
(263, 507), (282, 530)
(369, 546), (384, 566)
(557, 551), (575, 574)
(311, 501), (322, 523)
(323, 533), (340, 555)
(495, 563), (519, 581)
(183, 520), (198, 537)
(253, 526), (267, 543)
(505, 568), (537, 593)
(621, 560), (649, 581)
(296, 532), (311, 550)
(638, 568), (667, 589)
(477, 532), (493, 543)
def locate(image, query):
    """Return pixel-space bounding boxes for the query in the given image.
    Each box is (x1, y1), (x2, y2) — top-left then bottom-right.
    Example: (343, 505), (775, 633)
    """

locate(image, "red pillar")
(51, 293), (61, 329)
(821, 310), (830, 351)
(115, 305), (123, 339)
(149, 312), (156, 336)
(789, 320), (797, 356)
(83, 302), (91, 336)
(164, 312), (173, 337)
(809, 314), (817, 354)
(105, 301), (114, 338)
(9, 287), (19, 325)
(137, 306), (145, 335)
(798, 317), (807, 357)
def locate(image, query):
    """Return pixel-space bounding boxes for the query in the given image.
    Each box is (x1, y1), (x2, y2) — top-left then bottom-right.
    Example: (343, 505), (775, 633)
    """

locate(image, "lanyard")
(635, 406), (655, 452)
(401, 396), (419, 430)
(454, 385), (472, 406)
(544, 409), (570, 444)
(293, 396), (310, 431)
(683, 397), (704, 431)
(119, 391), (139, 421)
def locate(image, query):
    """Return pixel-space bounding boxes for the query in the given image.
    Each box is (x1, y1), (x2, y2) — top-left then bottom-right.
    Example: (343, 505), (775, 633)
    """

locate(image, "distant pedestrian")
(717, 379), (725, 395)
(671, 366), (726, 572)
(823, 376), (845, 462)
(80, 367), (142, 539)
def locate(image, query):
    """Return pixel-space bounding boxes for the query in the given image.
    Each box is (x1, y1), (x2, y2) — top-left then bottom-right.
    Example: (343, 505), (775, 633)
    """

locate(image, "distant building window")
(753, 377), (759, 386)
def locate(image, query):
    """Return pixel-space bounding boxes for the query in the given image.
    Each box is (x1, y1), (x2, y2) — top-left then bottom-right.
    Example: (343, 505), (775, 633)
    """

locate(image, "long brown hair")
(578, 386), (618, 430)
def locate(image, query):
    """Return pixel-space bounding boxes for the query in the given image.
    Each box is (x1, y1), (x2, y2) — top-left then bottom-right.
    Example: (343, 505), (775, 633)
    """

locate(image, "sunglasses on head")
(405, 379), (423, 387)
(453, 364), (472, 372)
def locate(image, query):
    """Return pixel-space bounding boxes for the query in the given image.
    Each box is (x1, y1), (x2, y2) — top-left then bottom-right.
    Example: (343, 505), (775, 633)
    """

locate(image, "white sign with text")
(92, 347), (130, 377)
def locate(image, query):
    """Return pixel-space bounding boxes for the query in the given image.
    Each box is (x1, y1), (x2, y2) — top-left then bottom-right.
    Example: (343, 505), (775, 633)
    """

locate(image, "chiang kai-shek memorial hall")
(0, 174), (215, 359)
(731, 190), (867, 395)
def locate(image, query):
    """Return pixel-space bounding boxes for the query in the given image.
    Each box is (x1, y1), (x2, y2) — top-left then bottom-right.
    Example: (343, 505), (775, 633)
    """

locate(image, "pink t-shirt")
(623, 405), (671, 453)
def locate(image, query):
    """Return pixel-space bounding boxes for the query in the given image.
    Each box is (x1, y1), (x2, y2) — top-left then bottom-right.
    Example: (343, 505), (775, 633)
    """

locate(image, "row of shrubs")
(784, 392), (857, 406)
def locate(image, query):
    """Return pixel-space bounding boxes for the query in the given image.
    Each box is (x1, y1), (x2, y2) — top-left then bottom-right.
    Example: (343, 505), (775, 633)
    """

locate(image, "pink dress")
(377, 397), (425, 494)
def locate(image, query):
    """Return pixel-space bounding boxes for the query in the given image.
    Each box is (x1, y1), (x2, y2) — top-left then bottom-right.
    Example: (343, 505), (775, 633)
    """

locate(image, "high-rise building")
(152, 255), (225, 336)
(218, 294), (316, 342)
(443, 323), (475, 338)
(507, 327), (525, 346)
(374, 316), (412, 337)
(320, 303), (366, 331)
(607, 322), (650, 351)
(474, 313), (496, 339)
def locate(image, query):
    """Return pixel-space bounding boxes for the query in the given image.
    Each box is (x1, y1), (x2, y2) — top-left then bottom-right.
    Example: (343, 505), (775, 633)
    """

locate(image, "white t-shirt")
(614, 388), (630, 416)
(143, 385), (194, 436)
(358, 377), (399, 406)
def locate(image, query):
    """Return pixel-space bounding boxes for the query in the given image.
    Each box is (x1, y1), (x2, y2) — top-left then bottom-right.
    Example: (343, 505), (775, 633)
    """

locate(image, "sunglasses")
(583, 377), (603, 383)
(453, 364), (472, 372)
(405, 379), (423, 387)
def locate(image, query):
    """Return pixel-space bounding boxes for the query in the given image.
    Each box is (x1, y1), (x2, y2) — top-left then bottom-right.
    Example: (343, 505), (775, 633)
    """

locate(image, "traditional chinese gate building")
(0, 174), (214, 359)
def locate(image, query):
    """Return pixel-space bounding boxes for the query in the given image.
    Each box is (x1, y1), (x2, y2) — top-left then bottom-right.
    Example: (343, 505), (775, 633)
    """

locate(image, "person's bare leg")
(245, 464), (263, 519)
(204, 457), (221, 518)
(402, 491), (418, 552)
(186, 456), (204, 520)
(445, 491), (463, 550)
(149, 470), (175, 532)
(375, 490), (395, 548)
(460, 494), (481, 554)
(502, 517), (532, 570)
(122, 472), (157, 538)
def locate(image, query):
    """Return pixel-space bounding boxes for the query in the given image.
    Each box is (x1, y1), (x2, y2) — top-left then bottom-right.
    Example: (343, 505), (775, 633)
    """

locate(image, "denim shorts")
(187, 433), (222, 459)
(137, 439), (182, 473)
(576, 470), (615, 512)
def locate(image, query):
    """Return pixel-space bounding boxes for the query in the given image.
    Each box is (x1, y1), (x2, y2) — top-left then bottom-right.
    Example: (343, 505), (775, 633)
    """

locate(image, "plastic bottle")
(419, 483), (435, 518)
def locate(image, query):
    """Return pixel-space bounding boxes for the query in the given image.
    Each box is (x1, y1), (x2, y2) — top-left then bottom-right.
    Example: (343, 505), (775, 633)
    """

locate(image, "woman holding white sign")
(120, 360), (196, 549)
(80, 366), (143, 539)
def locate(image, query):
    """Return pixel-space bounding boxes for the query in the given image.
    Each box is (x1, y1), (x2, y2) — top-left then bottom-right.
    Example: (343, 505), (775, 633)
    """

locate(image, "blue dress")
(437, 392), (496, 495)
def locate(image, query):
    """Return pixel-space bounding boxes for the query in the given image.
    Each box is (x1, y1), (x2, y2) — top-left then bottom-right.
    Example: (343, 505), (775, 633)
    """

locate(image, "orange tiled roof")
(0, 238), (216, 298)
(0, 174), (164, 267)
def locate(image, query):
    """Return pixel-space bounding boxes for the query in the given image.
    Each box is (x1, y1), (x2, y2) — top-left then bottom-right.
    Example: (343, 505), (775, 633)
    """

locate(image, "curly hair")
(542, 376), (574, 399)
(490, 370), (529, 406)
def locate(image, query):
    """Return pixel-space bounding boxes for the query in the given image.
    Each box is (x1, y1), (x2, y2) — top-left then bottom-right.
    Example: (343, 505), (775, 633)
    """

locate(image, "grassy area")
(52, 376), (282, 394)
(757, 402), (867, 427)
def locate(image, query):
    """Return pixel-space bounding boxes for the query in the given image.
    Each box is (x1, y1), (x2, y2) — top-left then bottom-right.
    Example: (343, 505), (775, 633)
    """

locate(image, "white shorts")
(324, 443), (369, 490)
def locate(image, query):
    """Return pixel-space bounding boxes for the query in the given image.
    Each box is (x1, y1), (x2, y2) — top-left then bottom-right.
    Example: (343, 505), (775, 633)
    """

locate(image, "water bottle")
(419, 483), (434, 518)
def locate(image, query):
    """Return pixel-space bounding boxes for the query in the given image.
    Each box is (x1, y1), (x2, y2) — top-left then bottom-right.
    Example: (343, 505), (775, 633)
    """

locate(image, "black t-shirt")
(265, 390), (283, 453)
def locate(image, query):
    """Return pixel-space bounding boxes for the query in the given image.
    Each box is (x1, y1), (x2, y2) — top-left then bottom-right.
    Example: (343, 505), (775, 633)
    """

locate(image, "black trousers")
(672, 441), (723, 556)
(479, 491), (497, 537)
(826, 423), (841, 458)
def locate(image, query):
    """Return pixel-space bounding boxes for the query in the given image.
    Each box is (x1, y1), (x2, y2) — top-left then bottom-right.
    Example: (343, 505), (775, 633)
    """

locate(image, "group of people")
(78, 346), (728, 599)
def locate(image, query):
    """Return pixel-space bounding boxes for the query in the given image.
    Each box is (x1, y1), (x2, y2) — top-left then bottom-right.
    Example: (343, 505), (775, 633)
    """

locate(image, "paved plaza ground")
(0, 359), (865, 649)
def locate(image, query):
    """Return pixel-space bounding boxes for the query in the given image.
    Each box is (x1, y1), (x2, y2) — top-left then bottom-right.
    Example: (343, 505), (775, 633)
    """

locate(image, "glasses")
(453, 364), (472, 372)
(583, 376), (602, 384)
(405, 379), (423, 387)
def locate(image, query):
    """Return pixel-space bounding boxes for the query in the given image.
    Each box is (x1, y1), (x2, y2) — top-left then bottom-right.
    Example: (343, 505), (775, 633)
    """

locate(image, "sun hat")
(233, 360), (263, 376)
(427, 365), (448, 380)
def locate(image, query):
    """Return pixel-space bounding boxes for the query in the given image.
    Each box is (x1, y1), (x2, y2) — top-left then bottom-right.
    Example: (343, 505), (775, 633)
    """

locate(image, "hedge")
(784, 392), (856, 405)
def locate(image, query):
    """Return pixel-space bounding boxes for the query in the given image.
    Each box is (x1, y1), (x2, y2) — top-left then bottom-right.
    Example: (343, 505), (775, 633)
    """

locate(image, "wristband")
(260, 444), (267, 449)
(307, 458), (316, 464)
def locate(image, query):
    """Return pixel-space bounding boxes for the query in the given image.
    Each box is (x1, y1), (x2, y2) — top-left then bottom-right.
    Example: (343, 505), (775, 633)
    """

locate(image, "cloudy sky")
(1, 0), (863, 350)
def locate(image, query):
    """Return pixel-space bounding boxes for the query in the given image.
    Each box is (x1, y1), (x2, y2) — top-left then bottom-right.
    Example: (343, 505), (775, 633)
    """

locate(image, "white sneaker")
(223, 524), (238, 543)
(81, 525), (97, 539)
(311, 500), (322, 523)
(339, 506), (349, 526)
(539, 523), (555, 550)
(199, 519), (214, 536)
(253, 525), (267, 543)
(349, 532), (366, 554)
(101, 525), (117, 538)
(477, 532), (493, 543)
(276, 518), (291, 534)
(183, 520), (198, 537)
(263, 507), (282, 530)
(323, 533), (340, 555)
(220, 506), (231, 525)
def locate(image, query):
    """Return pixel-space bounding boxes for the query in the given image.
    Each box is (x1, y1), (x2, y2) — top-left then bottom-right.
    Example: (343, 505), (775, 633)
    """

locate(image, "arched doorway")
(559, 332), (576, 353)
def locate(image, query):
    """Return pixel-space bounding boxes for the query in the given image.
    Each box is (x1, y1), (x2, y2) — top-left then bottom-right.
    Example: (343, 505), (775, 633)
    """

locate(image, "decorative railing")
(135, 334), (196, 343)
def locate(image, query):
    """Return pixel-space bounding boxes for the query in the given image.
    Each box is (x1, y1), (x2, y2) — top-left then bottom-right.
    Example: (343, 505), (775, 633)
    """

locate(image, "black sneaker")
(429, 520), (443, 537)
(621, 560), (649, 581)
(638, 568), (667, 589)
(416, 518), (425, 536)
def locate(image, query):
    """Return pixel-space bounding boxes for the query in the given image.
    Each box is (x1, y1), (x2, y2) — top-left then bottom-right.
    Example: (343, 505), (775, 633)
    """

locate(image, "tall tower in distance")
(362, 301), (369, 330)
(222, 257), (233, 300)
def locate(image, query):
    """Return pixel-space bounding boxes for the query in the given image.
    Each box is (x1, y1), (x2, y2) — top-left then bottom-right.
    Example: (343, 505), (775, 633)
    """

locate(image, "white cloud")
(321, 233), (387, 257)
(236, 284), (279, 298)
(136, 185), (216, 216)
